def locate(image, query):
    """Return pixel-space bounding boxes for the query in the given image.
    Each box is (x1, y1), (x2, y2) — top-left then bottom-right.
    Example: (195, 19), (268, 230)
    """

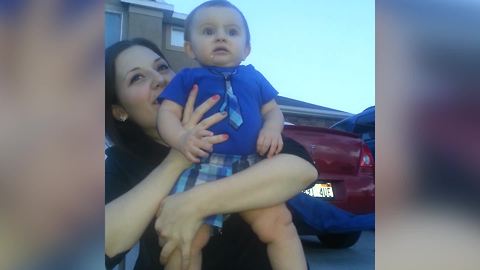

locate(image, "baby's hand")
(256, 127), (283, 158)
(179, 128), (214, 163)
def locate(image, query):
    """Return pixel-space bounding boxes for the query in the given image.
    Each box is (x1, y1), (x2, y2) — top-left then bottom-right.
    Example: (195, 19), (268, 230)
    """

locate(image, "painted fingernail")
(220, 111), (228, 116)
(223, 134), (229, 139)
(211, 95), (220, 101)
(192, 84), (198, 92)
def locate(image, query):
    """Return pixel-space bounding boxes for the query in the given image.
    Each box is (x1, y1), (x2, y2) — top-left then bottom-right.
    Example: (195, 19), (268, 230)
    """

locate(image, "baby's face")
(186, 6), (250, 67)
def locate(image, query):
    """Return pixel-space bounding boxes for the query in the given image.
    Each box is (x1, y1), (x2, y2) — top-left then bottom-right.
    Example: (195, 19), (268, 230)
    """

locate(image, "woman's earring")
(120, 115), (128, 122)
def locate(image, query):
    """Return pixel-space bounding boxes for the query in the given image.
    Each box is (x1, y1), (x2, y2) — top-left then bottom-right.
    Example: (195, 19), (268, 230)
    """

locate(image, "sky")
(169, 0), (374, 114)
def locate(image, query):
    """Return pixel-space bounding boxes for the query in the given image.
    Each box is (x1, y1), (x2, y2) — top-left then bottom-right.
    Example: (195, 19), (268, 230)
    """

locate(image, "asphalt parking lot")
(303, 230), (375, 270)
(120, 231), (374, 270)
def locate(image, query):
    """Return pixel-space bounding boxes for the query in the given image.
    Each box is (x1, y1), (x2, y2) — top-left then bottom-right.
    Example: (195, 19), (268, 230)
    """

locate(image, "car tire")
(317, 231), (362, 249)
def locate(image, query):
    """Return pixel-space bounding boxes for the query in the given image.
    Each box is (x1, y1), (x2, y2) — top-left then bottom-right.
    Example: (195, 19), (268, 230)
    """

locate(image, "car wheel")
(317, 231), (362, 249)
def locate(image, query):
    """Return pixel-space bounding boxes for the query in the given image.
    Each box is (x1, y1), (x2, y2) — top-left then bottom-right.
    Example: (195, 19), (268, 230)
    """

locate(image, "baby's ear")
(184, 42), (196, 59)
(242, 43), (251, 60)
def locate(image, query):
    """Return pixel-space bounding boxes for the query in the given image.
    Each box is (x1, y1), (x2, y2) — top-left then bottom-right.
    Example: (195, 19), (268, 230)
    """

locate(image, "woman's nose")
(152, 74), (169, 90)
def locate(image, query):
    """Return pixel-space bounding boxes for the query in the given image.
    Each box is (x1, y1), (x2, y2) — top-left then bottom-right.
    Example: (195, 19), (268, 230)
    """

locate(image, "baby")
(157, 1), (307, 270)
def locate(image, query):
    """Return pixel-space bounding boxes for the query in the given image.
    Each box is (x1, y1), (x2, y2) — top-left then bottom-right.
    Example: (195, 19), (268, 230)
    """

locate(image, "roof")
(275, 96), (352, 119)
(275, 96), (344, 112)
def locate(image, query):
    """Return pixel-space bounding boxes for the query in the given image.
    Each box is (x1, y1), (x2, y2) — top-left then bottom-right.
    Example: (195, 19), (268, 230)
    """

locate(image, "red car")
(284, 124), (375, 248)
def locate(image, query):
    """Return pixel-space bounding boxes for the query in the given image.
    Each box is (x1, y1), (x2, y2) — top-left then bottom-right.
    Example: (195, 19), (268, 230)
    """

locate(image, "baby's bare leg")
(240, 204), (307, 270)
(164, 224), (211, 270)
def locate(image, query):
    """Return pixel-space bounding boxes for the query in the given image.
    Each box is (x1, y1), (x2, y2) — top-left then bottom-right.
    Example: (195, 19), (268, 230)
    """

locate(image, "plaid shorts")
(171, 153), (260, 228)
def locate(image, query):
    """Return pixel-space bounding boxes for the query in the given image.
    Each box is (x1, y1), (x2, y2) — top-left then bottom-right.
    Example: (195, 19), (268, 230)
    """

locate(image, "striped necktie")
(218, 71), (243, 129)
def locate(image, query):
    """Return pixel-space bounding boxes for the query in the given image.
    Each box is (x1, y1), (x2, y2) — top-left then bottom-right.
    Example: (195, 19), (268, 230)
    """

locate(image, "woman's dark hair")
(184, 0), (250, 46)
(105, 38), (169, 161)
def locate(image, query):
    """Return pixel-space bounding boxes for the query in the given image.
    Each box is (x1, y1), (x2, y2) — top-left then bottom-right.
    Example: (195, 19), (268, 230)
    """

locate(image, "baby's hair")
(184, 0), (251, 46)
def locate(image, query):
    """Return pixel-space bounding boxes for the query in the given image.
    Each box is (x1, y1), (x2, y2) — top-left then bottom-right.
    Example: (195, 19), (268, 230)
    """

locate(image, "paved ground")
(119, 230), (375, 270)
(303, 230), (375, 270)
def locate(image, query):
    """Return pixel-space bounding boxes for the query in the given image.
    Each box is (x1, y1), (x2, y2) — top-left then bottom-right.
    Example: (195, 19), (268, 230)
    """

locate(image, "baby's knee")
(251, 206), (296, 243)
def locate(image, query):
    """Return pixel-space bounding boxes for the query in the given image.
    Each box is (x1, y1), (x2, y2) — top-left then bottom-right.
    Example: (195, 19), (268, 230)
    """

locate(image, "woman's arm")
(158, 152), (316, 221)
(190, 153), (316, 214)
(155, 150), (317, 265)
(105, 150), (191, 257)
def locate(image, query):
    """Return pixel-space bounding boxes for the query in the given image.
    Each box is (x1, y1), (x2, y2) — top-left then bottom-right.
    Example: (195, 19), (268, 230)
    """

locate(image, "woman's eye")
(202, 28), (214, 35)
(228, 29), (238, 36)
(130, 74), (144, 85)
(157, 64), (170, 72)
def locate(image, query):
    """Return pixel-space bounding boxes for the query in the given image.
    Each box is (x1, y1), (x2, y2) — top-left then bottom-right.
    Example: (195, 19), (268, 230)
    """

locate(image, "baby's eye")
(202, 28), (214, 36)
(228, 29), (239, 36)
(130, 74), (145, 85)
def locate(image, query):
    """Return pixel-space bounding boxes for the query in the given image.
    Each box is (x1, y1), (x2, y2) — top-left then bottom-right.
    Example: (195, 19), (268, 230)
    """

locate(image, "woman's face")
(114, 45), (175, 139)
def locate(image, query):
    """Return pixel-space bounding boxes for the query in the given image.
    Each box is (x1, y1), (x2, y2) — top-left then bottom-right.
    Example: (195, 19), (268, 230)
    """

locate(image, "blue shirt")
(158, 64), (278, 155)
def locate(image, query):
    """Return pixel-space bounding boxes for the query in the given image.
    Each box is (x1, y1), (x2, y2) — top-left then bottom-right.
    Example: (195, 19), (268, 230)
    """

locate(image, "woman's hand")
(178, 85), (229, 163)
(165, 85), (229, 166)
(155, 193), (201, 269)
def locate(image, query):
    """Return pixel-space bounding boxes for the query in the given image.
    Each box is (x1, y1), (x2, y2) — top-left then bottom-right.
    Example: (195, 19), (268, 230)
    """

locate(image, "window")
(166, 26), (185, 51)
(105, 11), (123, 48)
(170, 27), (184, 47)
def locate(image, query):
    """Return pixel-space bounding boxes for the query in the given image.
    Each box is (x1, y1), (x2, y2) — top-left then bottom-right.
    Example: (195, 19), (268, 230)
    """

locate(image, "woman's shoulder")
(105, 145), (136, 161)
(105, 144), (167, 176)
(105, 145), (168, 203)
(104, 145), (124, 161)
(105, 146), (137, 173)
(105, 146), (139, 203)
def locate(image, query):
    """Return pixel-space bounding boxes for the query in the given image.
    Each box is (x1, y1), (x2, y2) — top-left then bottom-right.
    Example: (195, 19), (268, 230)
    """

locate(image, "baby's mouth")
(213, 47), (229, 53)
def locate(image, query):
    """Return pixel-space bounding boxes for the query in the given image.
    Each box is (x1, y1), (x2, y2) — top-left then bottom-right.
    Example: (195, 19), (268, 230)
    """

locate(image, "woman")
(105, 38), (317, 270)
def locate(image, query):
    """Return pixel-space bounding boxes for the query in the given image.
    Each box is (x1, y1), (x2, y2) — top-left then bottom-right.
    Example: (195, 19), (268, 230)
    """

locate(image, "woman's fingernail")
(223, 134), (229, 139)
(211, 95), (220, 101)
(220, 111), (228, 116)
(192, 84), (198, 91)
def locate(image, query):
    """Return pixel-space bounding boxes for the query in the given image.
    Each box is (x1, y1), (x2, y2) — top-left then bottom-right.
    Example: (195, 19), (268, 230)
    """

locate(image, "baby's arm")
(157, 100), (213, 162)
(257, 100), (284, 158)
